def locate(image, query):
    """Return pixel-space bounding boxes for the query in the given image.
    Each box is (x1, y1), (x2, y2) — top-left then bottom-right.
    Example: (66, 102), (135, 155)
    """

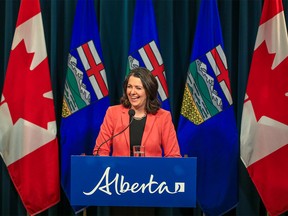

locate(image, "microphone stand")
(95, 109), (135, 156)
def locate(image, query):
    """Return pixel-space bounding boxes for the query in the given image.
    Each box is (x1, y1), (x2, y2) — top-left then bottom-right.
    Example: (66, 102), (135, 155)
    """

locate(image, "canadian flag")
(240, 0), (288, 215)
(0, 0), (60, 215)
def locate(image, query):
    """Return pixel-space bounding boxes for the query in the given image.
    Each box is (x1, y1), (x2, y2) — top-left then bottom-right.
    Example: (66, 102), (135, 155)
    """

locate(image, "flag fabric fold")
(127, 0), (171, 111)
(240, 0), (288, 215)
(60, 0), (110, 212)
(0, 0), (60, 215)
(177, 0), (239, 215)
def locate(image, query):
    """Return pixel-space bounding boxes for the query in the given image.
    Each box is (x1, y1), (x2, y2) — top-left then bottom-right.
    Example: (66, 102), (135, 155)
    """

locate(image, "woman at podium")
(93, 67), (181, 158)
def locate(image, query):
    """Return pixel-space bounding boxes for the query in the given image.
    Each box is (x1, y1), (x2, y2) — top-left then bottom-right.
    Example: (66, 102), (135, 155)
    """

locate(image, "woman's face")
(126, 75), (147, 111)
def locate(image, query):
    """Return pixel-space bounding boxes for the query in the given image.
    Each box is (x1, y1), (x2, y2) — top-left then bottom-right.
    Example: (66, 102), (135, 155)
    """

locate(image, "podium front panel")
(71, 156), (196, 207)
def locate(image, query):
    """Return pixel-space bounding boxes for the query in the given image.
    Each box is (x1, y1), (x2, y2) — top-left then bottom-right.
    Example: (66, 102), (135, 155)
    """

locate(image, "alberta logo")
(83, 167), (185, 196)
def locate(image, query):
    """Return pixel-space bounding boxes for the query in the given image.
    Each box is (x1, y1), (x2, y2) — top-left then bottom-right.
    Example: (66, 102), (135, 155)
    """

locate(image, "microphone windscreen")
(128, 109), (135, 117)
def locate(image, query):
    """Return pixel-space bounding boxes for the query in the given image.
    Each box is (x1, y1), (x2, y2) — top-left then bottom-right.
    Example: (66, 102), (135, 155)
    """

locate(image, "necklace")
(133, 114), (147, 120)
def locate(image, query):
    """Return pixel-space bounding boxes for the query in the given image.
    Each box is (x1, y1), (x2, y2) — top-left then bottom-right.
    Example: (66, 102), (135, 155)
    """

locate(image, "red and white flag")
(0, 0), (60, 215)
(240, 0), (288, 215)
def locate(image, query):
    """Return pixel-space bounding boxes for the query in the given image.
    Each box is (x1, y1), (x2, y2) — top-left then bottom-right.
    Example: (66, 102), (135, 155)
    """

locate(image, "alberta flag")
(0, 0), (60, 214)
(127, 0), (171, 111)
(177, 0), (238, 215)
(240, 0), (288, 215)
(60, 0), (110, 212)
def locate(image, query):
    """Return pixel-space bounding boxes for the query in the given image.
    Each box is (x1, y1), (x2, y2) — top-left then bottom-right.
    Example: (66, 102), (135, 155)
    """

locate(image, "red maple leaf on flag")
(3, 40), (55, 129)
(246, 41), (288, 125)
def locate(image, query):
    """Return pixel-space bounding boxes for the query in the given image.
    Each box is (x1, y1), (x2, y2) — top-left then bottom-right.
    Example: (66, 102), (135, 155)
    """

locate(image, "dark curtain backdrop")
(0, 0), (287, 215)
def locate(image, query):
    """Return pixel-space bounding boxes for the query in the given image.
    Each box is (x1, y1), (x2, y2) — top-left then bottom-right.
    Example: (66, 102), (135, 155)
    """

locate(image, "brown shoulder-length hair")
(120, 67), (161, 114)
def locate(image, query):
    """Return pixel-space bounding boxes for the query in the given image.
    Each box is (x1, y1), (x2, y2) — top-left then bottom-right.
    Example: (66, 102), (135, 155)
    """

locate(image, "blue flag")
(127, 0), (171, 111)
(177, 0), (238, 215)
(60, 0), (110, 212)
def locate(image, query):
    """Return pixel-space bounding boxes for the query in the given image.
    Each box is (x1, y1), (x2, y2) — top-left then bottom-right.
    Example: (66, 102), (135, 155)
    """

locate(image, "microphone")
(95, 109), (135, 156)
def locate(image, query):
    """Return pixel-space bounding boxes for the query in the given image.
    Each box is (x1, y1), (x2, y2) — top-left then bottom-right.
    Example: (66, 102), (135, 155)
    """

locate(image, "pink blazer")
(93, 105), (181, 157)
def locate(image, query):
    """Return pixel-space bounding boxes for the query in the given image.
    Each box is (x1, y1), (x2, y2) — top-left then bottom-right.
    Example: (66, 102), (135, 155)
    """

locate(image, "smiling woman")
(93, 67), (181, 158)
(121, 67), (160, 115)
(126, 76), (147, 116)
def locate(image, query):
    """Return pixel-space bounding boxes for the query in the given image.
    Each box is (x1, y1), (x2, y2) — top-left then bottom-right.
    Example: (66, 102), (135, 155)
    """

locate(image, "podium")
(71, 156), (197, 207)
